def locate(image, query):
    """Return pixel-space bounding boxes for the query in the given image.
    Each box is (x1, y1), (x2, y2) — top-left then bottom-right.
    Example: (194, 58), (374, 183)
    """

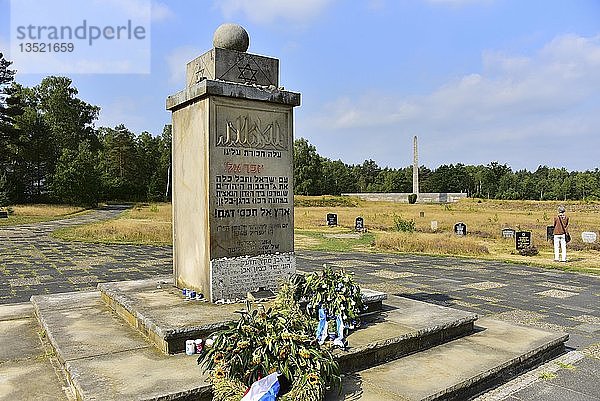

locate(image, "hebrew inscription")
(210, 101), (293, 260)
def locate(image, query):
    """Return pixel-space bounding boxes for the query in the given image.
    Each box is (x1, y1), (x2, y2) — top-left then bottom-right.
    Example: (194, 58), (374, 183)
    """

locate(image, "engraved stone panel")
(209, 98), (293, 261)
(210, 253), (296, 301)
(186, 48), (279, 88)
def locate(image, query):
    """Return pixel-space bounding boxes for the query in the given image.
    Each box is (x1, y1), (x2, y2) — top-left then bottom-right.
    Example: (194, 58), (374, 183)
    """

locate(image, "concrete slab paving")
(33, 293), (150, 363)
(65, 347), (210, 401)
(0, 359), (70, 401)
(33, 290), (211, 401)
(0, 318), (43, 361)
(0, 301), (72, 401)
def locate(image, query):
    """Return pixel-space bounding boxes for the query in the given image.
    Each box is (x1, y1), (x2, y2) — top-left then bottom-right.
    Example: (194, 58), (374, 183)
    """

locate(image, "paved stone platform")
(27, 287), (566, 401)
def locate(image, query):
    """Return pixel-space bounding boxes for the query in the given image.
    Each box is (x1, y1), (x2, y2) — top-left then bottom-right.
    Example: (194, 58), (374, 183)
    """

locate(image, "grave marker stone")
(501, 228), (515, 239)
(355, 216), (364, 231)
(515, 231), (532, 250)
(0, 211), (8, 219)
(327, 213), (338, 227)
(167, 24), (300, 302)
(419, 211), (425, 218)
(431, 220), (438, 231)
(454, 222), (467, 236)
(546, 225), (555, 241)
(581, 231), (597, 243)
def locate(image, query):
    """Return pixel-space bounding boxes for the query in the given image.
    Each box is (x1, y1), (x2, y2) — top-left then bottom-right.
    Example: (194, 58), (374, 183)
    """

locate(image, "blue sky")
(1, 0), (599, 171)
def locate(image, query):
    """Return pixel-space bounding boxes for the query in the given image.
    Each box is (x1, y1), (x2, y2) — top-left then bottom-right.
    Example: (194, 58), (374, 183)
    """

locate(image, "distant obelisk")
(412, 135), (419, 194)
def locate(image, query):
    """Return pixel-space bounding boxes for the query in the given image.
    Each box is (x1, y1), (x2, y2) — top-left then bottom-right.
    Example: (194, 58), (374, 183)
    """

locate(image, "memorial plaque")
(546, 225), (555, 241)
(515, 231), (531, 250)
(582, 231), (597, 243)
(355, 216), (364, 231)
(501, 228), (515, 239)
(454, 222), (467, 236)
(0, 211), (7, 218)
(419, 211), (425, 218)
(327, 213), (338, 227)
(430, 220), (438, 231)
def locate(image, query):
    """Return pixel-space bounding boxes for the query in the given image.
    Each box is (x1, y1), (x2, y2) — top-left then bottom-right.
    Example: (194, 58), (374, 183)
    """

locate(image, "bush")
(408, 193), (417, 204)
(518, 246), (539, 256)
(393, 215), (415, 232)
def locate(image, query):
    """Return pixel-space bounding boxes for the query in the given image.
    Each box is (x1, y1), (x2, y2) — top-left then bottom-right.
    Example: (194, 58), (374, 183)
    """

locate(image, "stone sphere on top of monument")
(213, 23), (250, 52)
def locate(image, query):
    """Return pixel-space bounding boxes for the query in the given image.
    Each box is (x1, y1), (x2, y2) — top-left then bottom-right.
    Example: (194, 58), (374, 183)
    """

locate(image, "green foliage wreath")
(198, 266), (363, 401)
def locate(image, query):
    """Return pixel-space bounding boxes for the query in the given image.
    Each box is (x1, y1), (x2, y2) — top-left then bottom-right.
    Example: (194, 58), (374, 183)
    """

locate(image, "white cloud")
(214, 0), (334, 25)
(165, 45), (202, 86)
(305, 34), (600, 170)
(151, 1), (175, 22)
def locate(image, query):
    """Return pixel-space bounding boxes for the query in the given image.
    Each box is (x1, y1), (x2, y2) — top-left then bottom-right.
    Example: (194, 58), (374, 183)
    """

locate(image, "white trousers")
(553, 234), (567, 261)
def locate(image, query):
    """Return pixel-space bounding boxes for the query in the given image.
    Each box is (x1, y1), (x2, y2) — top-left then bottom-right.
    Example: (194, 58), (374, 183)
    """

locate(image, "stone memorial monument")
(166, 24), (300, 301)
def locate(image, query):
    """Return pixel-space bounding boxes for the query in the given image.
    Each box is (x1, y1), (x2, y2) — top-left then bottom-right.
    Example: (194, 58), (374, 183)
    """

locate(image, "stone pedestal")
(166, 38), (300, 301)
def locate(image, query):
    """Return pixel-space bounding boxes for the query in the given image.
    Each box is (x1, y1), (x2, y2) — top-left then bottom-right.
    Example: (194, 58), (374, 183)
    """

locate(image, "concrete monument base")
(12, 277), (567, 401)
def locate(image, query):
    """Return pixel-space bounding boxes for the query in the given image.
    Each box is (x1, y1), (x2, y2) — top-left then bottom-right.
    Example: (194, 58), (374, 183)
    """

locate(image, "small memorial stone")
(581, 231), (597, 243)
(0, 211), (7, 218)
(515, 231), (532, 250)
(419, 211), (425, 218)
(430, 220), (438, 231)
(501, 228), (515, 239)
(327, 213), (338, 227)
(355, 216), (364, 231)
(546, 225), (555, 241)
(454, 222), (467, 236)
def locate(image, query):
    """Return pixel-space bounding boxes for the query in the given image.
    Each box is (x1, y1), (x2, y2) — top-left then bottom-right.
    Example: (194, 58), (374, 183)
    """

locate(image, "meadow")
(49, 197), (600, 275)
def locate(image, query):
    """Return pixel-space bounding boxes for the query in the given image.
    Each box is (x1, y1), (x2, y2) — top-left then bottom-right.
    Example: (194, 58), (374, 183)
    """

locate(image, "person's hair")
(558, 205), (566, 213)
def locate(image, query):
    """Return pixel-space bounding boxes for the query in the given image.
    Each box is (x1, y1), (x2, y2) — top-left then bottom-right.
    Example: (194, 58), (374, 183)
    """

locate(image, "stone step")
(31, 291), (212, 401)
(334, 295), (477, 373)
(98, 275), (396, 355)
(327, 317), (568, 401)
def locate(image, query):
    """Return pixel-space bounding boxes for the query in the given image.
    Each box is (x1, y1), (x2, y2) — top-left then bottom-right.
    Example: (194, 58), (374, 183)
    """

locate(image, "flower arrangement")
(293, 264), (364, 325)
(197, 266), (363, 401)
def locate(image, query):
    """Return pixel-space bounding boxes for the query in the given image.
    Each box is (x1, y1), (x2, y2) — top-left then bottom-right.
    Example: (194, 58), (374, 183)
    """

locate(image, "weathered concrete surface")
(99, 277), (244, 354)
(0, 302), (71, 401)
(327, 317), (568, 401)
(32, 293), (149, 363)
(336, 296), (477, 372)
(32, 291), (211, 401)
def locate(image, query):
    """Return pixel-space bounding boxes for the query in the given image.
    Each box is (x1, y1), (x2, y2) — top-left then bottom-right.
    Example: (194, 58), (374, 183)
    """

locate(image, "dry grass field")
(0, 204), (87, 226)
(51, 198), (600, 274)
(295, 196), (600, 274)
(52, 203), (172, 244)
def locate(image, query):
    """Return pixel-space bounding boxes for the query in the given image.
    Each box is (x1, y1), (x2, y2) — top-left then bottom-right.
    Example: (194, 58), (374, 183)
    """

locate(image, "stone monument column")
(166, 24), (300, 301)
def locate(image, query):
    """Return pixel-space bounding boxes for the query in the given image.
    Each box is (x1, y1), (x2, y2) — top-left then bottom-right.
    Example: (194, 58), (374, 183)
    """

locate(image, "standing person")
(553, 205), (569, 262)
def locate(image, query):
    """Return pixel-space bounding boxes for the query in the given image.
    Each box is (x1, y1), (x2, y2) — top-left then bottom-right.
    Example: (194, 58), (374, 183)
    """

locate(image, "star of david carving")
(194, 63), (205, 83)
(237, 63), (258, 83)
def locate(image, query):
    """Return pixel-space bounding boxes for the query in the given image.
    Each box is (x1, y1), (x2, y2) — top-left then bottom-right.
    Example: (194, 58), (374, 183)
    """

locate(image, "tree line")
(294, 138), (600, 200)
(2, 52), (599, 207)
(0, 53), (171, 207)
